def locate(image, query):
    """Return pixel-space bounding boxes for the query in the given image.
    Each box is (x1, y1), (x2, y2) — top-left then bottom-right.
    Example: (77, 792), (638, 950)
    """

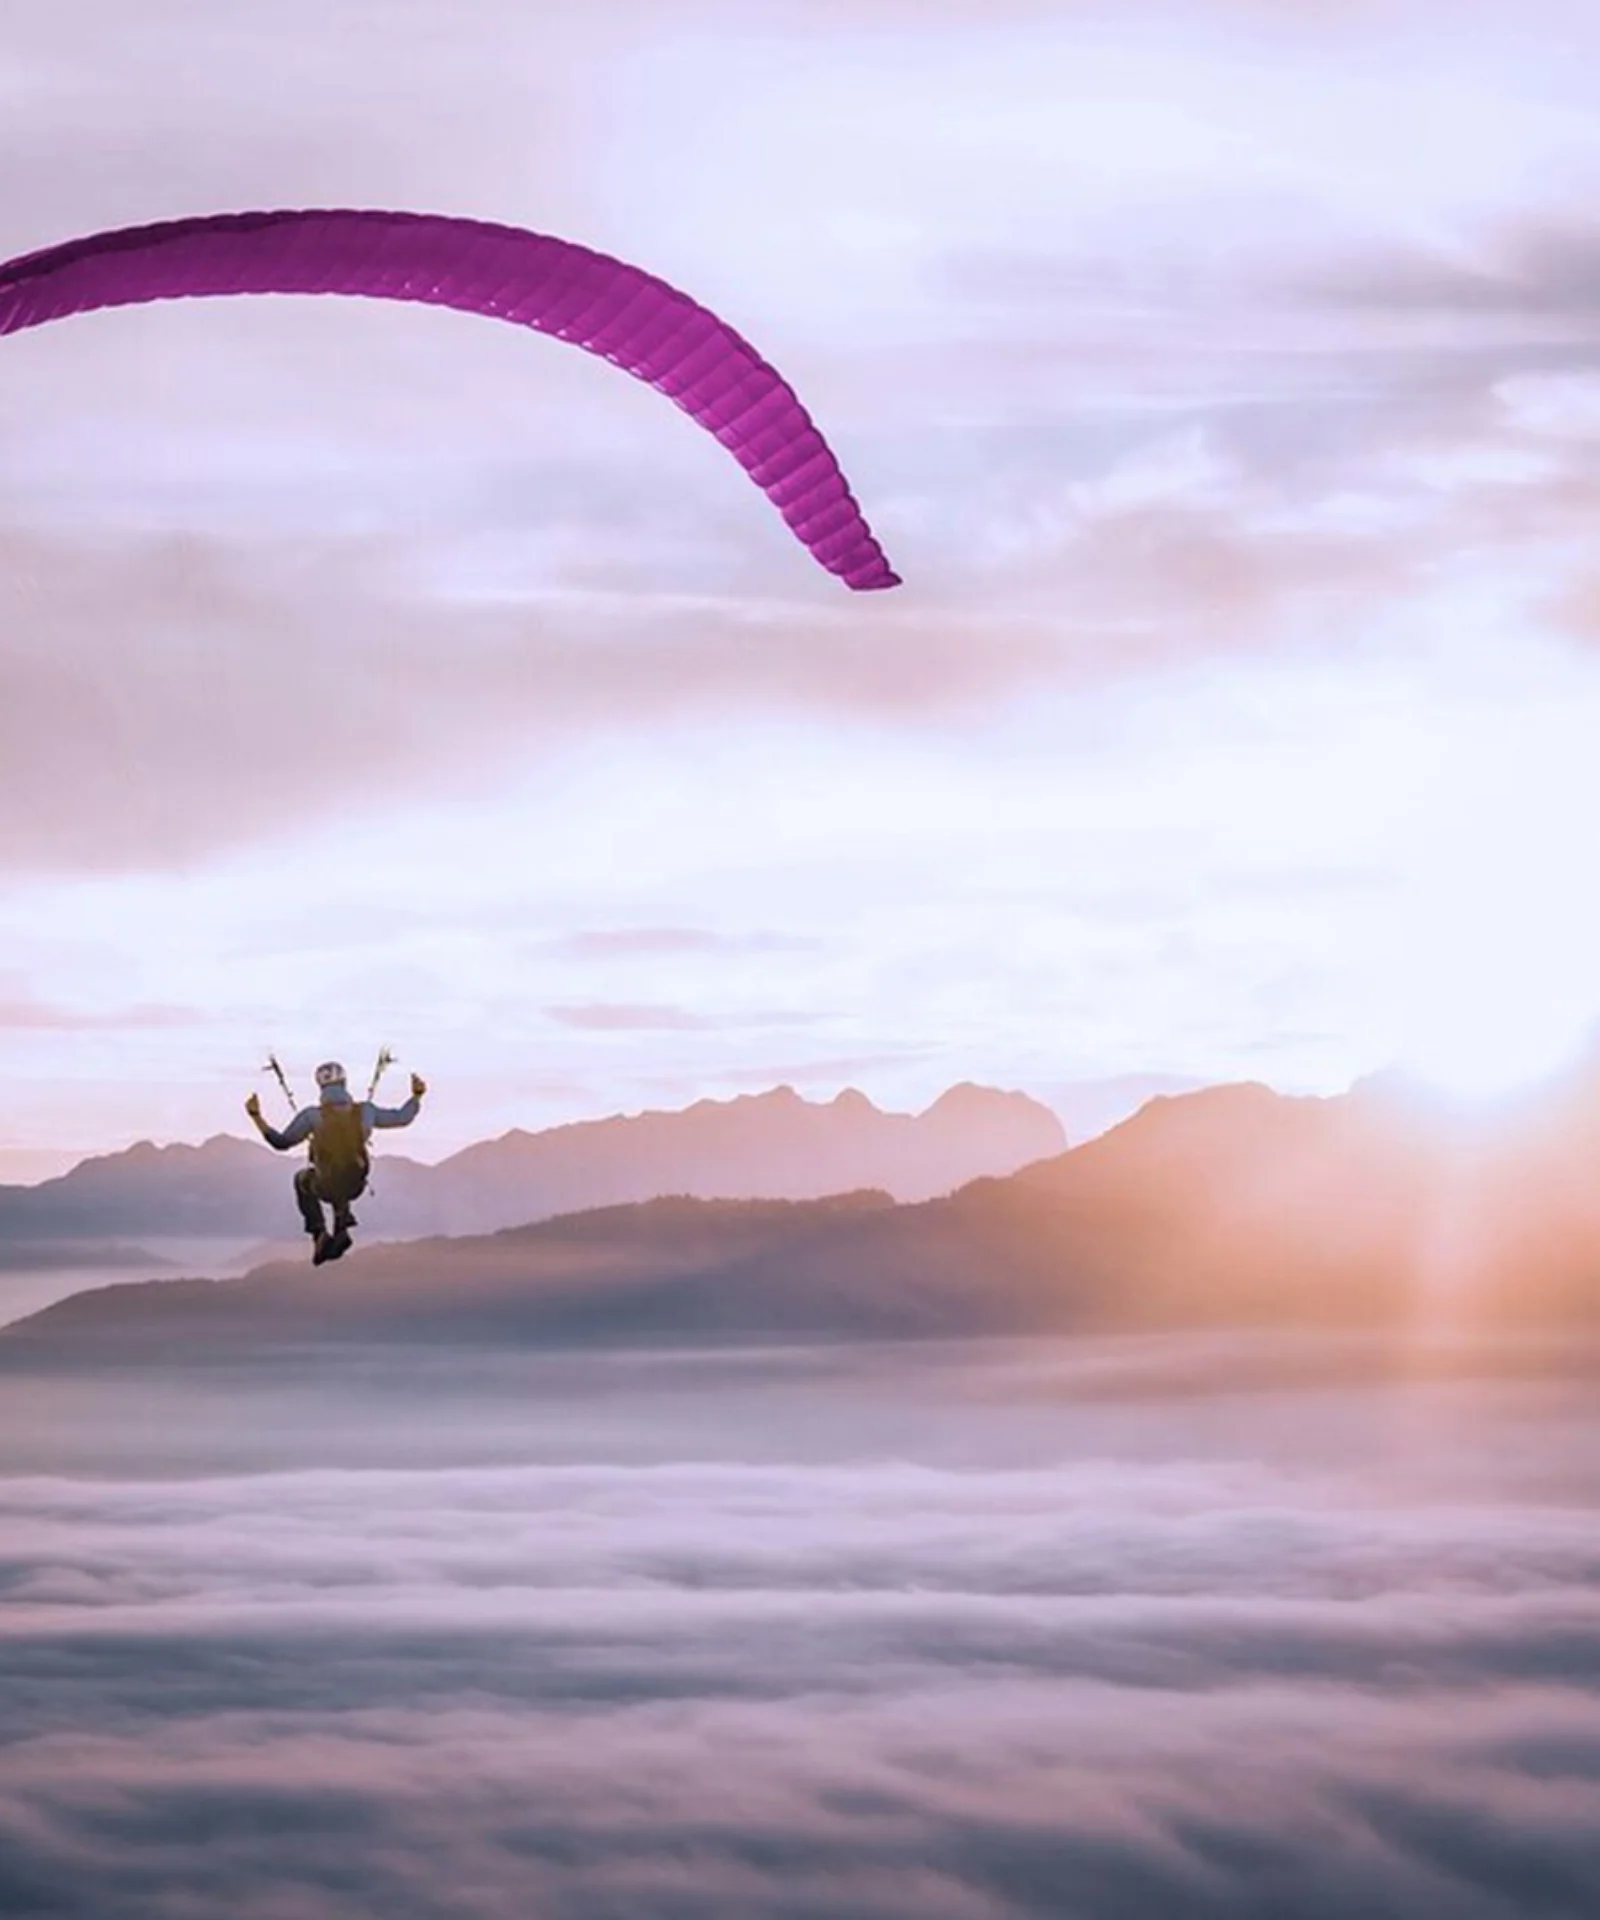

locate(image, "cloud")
(0, 1344), (1596, 1917)
(0, 0), (639, 258)
(12, 0), (1600, 1131)
(667, 1050), (935, 1089)
(1301, 222), (1600, 323)
(544, 927), (822, 961)
(0, 519), (1154, 876)
(545, 1002), (715, 1032)
(544, 1002), (820, 1032)
(11, 32), (1600, 889)
(0, 994), (196, 1031)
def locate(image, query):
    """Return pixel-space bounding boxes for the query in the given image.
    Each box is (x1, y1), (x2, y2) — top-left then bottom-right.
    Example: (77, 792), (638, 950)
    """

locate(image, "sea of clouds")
(1, 1338), (1597, 1918)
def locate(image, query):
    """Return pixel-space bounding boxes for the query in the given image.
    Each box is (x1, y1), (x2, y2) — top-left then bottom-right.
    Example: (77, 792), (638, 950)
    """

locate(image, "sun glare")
(1379, 694), (1600, 1108)
(1394, 964), (1597, 1105)
(1398, 1024), (1585, 1104)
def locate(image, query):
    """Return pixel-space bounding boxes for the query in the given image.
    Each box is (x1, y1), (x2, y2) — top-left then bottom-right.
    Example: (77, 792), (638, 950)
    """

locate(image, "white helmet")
(314, 1061), (347, 1089)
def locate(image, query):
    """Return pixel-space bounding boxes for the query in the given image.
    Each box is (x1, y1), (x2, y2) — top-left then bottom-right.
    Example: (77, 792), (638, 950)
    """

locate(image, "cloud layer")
(1, 1343), (1596, 1917)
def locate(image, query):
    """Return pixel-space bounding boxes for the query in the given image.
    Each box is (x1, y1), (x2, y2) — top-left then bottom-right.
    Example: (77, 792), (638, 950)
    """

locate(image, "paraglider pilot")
(245, 1061), (426, 1265)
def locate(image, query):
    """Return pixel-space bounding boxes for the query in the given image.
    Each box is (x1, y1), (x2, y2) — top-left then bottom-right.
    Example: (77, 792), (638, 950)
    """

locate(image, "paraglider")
(0, 208), (900, 589)
(245, 1052), (426, 1266)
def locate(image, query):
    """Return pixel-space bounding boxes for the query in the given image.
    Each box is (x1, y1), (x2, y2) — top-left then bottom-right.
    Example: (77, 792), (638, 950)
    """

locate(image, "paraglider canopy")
(0, 208), (901, 590)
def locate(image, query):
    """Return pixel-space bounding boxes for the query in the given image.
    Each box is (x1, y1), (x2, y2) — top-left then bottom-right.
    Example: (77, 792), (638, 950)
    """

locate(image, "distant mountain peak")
(928, 1082), (1016, 1113)
(0, 1082), (1068, 1242)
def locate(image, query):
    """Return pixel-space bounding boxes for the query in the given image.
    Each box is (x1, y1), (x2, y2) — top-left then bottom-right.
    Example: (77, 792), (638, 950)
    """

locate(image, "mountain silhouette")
(7, 1074), (1598, 1360)
(6, 1192), (902, 1353)
(0, 1084), (1066, 1244)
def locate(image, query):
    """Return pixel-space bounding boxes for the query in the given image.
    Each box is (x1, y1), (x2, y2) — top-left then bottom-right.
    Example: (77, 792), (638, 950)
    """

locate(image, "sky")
(10, 0), (1600, 1163)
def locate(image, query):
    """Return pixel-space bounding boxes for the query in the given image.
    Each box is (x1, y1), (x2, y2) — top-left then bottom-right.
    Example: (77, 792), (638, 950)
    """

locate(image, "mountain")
(403, 1082), (1062, 1235)
(0, 1134), (349, 1239)
(4, 1192), (904, 1354)
(946, 1074), (1600, 1331)
(8, 1073), (1598, 1361)
(1024, 1074), (1600, 1317)
(0, 1084), (1066, 1244)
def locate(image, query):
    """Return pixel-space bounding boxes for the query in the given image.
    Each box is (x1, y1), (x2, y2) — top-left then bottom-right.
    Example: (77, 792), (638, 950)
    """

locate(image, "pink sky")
(8, 0), (1600, 1164)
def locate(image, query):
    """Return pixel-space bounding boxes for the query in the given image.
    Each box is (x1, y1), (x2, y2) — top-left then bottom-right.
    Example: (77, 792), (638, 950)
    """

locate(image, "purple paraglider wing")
(0, 208), (900, 590)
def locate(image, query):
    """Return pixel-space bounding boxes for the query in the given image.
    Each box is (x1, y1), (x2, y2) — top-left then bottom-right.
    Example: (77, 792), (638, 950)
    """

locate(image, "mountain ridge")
(0, 1083), (1066, 1243)
(9, 1072), (1599, 1360)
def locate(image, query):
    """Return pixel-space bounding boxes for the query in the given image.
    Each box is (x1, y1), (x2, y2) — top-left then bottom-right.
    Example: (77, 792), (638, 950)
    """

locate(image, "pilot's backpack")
(309, 1102), (370, 1204)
